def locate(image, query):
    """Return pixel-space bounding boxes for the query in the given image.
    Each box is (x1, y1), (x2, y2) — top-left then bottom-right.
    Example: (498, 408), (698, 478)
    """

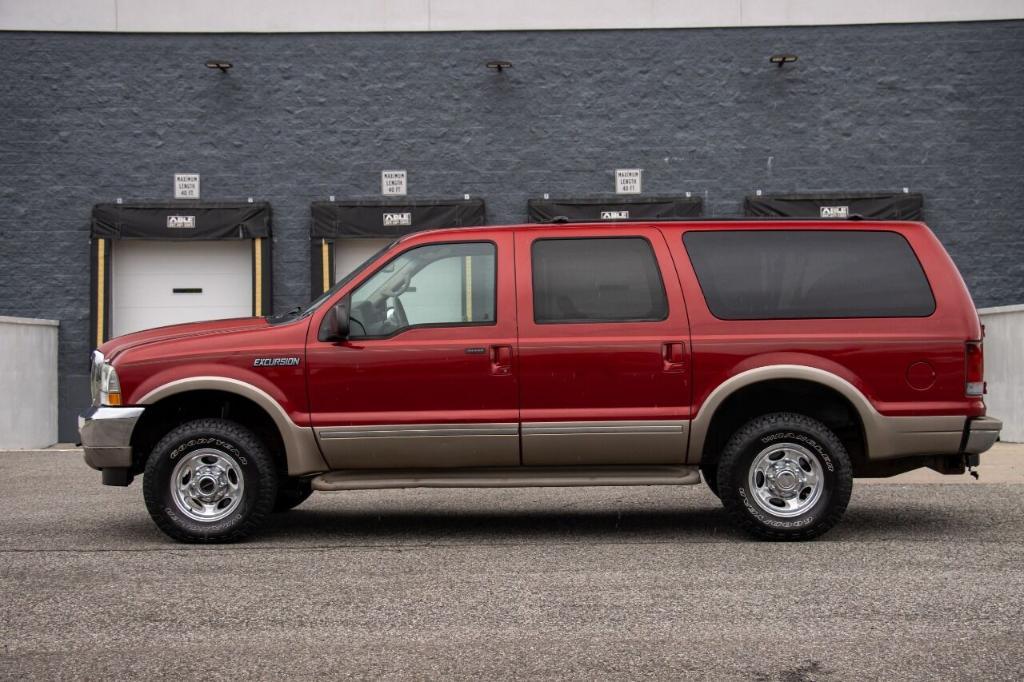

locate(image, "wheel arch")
(689, 365), (879, 473)
(132, 377), (327, 476)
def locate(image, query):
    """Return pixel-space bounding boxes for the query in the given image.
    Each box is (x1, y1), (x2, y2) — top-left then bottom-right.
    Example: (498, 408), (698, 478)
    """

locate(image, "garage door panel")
(112, 240), (253, 337)
(335, 238), (392, 280)
(112, 306), (252, 333)
(115, 243), (251, 273)
(115, 273), (251, 308)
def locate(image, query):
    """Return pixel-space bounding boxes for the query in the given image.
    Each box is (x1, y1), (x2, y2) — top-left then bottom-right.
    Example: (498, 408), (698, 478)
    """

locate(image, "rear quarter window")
(683, 230), (936, 320)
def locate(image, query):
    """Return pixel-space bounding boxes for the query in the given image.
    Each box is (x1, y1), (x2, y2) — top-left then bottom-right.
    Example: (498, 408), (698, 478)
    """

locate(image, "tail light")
(966, 341), (985, 396)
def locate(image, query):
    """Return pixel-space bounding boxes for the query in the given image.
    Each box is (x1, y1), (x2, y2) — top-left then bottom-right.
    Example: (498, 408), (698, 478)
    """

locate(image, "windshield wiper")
(270, 306), (302, 322)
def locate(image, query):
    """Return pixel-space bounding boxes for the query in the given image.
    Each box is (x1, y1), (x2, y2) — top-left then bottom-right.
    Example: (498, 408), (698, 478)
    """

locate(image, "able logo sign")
(383, 212), (412, 227)
(600, 210), (630, 220)
(819, 206), (849, 219)
(167, 215), (196, 229)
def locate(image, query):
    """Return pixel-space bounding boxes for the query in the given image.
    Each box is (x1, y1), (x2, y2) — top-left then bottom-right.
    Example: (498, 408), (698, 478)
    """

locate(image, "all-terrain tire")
(143, 418), (278, 543)
(717, 412), (853, 541)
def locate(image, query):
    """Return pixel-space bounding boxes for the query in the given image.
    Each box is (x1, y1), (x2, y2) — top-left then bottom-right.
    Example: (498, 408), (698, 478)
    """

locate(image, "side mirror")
(318, 297), (351, 342)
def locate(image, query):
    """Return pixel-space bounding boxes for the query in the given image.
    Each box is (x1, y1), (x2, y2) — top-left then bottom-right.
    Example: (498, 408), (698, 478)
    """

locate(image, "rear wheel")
(143, 418), (278, 543)
(717, 412), (852, 541)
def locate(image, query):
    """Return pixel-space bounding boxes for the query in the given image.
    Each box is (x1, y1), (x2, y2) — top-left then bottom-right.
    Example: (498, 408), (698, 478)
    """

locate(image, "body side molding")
(319, 423), (519, 439)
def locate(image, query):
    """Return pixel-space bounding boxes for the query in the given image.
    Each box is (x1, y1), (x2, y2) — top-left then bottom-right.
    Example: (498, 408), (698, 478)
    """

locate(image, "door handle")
(490, 345), (513, 376)
(662, 342), (686, 372)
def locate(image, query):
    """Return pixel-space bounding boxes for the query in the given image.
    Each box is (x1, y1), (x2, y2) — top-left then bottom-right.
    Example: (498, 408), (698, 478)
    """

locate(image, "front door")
(514, 228), (692, 465)
(306, 234), (519, 469)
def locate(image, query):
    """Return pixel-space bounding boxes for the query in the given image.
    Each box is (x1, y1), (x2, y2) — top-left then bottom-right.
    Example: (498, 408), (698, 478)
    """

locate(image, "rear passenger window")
(683, 230), (936, 320)
(532, 237), (668, 323)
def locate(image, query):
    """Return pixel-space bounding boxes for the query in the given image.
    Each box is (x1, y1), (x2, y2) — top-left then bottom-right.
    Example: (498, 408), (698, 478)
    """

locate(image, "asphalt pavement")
(1, 445), (1023, 680)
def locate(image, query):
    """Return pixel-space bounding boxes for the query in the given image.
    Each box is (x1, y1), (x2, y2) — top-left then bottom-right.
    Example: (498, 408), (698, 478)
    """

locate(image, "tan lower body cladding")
(315, 420), (690, 469)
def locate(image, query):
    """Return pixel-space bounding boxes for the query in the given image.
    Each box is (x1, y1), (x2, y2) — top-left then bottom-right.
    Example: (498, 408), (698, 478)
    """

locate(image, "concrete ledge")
(2, 0), (1023, 33)
(0, 316), (59, 448)
(978, 306), (1024, 442)
(977, 303), (1024, 316)
(0, 316), (59, 327)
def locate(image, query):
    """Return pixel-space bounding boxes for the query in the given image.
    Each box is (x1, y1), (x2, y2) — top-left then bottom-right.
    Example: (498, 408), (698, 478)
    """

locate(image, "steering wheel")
(390, 296), (409, 329)
(380, 295), (409, 332)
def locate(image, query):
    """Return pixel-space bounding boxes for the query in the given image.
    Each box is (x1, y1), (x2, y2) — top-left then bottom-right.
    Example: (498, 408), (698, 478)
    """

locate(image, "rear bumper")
(78, 405), (145, 470)
(867, 414), (1004, 460)
(963, 416), (1002, 455)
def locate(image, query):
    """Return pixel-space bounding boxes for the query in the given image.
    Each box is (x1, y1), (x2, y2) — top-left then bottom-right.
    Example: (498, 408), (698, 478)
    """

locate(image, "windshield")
(292, 240), (397, 319)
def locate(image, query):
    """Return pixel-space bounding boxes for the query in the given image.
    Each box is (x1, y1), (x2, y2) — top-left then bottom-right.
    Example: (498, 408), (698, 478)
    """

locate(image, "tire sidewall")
(719, 415), (852, 539)
(144, 423), (271, 540)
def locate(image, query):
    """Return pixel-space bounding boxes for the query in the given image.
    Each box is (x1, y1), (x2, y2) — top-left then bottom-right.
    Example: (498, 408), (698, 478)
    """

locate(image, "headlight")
(90, 351), (104, 404)
(101, 363), (122, 406)
(90, 350), (122, 406)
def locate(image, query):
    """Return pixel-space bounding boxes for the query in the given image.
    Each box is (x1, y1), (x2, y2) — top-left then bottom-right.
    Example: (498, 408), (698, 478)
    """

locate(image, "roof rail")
(538, 215), (907, 224)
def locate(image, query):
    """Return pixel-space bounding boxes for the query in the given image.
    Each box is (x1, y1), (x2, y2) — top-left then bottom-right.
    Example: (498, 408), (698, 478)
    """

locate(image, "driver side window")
(349, 242), (496, 338)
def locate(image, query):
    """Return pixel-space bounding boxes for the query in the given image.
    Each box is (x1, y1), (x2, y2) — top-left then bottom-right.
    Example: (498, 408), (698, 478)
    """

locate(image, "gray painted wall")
(0, 21), (1021, 441)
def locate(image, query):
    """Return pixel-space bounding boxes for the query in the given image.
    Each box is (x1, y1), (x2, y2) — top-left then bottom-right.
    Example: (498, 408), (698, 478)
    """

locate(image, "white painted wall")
(979, 304), (1024, 443)
(0, 316), (58, 449)
(2, 0), (1022, 32)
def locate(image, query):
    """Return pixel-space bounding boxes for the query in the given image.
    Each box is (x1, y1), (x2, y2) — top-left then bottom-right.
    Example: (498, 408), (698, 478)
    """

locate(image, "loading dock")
(744, 192), (924, 220)
(309, 198), (486, 298)
(90, 202), (273, 344)
(527, 196), (703, 223)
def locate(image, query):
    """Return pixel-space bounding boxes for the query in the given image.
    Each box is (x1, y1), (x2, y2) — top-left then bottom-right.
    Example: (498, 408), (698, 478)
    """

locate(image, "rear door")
(514, 227), (692, 465)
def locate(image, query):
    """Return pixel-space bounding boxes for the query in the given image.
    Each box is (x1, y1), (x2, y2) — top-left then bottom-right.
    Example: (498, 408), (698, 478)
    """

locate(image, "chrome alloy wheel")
(170, 449), (245, 522)
(747, 443), (824, 518)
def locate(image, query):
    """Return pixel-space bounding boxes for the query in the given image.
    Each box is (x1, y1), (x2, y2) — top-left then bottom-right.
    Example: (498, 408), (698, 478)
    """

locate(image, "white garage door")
(335, 238), (392, 281)
(112, 240), (253, 337)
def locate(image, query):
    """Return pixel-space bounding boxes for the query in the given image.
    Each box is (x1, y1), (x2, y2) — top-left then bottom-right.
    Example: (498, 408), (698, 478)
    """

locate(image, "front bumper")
(963, 416), (1002, 456)
(78, 405), (145, 470)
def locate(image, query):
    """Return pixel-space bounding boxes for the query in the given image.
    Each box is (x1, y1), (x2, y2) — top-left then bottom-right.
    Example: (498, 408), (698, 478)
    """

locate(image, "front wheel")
(717, 413), (852, 541)
(143, 418), (278, 543)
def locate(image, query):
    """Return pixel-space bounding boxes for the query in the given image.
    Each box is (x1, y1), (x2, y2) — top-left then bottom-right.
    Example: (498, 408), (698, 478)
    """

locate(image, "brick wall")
(0, 22), (1021, 440)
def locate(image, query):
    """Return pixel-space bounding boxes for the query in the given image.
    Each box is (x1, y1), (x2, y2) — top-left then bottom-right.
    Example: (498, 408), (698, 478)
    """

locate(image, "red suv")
(79, 220), (1002, 542)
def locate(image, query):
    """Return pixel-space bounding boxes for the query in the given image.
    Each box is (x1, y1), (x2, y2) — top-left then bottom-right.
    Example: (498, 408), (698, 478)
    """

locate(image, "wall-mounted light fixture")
(769, 54), (798, 68)
(205, 60), (233, 73)
(485, 60), (513, 72)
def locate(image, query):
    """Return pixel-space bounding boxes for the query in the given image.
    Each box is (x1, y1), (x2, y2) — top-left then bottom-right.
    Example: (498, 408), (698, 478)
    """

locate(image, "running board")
(311, 465), (701, 491)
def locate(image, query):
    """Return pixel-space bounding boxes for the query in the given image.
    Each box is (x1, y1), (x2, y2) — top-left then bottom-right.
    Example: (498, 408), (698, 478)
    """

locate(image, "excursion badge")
(253, 357), (301, 367)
